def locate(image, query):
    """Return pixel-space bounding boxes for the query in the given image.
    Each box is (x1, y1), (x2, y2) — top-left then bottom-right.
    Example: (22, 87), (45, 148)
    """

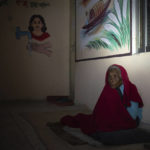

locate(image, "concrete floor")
(0, 100), (150, 150)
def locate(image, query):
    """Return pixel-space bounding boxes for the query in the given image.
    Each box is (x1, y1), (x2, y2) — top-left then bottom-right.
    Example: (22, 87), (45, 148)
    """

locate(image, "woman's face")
(31, 17), (43, 31)
(108, 69), (122, 89)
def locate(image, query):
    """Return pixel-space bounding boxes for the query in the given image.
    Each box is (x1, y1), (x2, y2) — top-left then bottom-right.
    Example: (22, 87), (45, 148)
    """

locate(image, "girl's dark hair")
(28, 14), (47, 32)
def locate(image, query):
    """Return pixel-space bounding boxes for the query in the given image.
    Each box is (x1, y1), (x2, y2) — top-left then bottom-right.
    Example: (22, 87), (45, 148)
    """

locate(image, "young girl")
(28, 14), (52, 57)
(60, 64), (144, 135)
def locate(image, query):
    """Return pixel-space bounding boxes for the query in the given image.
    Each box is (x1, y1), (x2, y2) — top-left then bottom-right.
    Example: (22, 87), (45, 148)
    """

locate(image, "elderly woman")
(60, 64), (143, 136)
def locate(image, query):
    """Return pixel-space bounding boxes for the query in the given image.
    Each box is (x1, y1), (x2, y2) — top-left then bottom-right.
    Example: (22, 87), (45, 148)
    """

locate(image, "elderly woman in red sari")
(60, 64), (143, 136)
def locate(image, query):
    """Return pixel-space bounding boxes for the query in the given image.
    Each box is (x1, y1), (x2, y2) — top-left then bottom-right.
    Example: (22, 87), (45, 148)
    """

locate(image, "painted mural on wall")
(16, 0), (50, 8)
(0, 0), (50, 8)
(16, 14), (52, 57)
(76, 0), (131, 61)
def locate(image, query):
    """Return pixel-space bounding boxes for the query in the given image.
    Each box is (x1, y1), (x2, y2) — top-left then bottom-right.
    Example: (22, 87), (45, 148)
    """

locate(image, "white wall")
(75, 52), (150, 123)
(0, 0), (70, 100)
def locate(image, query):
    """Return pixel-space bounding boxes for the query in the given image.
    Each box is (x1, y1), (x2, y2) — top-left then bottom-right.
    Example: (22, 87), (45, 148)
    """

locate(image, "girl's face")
(31, 17), (43, 31)
(108, 69), (122, 89)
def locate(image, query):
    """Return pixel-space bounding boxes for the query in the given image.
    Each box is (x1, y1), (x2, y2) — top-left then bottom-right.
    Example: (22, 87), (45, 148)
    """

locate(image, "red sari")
(61, 64), (143, 135)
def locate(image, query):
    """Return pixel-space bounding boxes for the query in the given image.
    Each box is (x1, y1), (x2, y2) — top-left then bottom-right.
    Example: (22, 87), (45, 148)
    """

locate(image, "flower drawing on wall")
(16, 14), (52, 57)
(76, 0), (131, 60)
(82, 0), (111, 34)
(86, 0), (130, 51)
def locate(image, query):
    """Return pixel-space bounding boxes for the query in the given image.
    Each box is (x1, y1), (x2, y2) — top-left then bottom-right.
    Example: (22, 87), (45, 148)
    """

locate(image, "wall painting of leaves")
(75, 0), (132, 61)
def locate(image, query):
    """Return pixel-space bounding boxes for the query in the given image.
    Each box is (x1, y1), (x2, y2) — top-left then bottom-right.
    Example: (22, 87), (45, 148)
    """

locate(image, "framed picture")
(75, 0), (132, 61)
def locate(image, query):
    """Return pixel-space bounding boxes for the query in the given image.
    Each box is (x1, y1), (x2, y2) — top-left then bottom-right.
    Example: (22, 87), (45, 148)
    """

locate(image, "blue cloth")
(127, 101), (143, 120)
(119, 84), (143, 120)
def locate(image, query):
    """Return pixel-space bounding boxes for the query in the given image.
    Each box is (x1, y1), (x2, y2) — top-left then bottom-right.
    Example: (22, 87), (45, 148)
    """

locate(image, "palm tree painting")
(76, 0), (131, 61)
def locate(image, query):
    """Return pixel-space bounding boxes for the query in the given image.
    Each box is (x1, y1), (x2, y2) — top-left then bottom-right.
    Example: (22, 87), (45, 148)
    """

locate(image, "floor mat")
(88, 128), (150, 145)
(47, 122), (103, 147)
(47, 122), (88, 145)
(47, 122), (150, 146)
